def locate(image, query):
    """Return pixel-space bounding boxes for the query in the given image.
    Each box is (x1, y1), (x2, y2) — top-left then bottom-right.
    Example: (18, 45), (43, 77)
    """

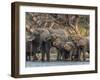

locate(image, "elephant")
(71, 36), (89, 61)
(39, 28), (52, 61)
(47, 29), (71, 61)
(63, 41), (76, 60)
(52, 36), (75, 61)
(52, 38), (65, 60)
(26, 28), (42, 61)
(27, 28), (52, 61)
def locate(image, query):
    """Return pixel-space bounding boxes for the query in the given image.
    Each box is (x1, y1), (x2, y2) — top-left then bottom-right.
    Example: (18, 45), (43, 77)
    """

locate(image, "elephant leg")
(62, 50), (66, 60)
(72, 49), (77, 60)
(78, 48), (81, 61)
(62, 52), (65, 60)
(46, 52), (50, 61)
(69, 51), (73, 61)
(41, 51), (45, 61)
(57, 50), (61, 61)
(83, 48), (86, 61)
(45, 43), (51, 61)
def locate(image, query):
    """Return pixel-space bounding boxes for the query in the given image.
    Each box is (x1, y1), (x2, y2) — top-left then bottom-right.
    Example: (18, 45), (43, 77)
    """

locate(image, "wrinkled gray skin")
(73, 37), (89, 61)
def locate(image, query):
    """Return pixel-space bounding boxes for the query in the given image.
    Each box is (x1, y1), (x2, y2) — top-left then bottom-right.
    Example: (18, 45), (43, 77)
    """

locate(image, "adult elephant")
(27, 28), (41, 61)
(39, 28), (52, 61)
(29, 28), (53, 61)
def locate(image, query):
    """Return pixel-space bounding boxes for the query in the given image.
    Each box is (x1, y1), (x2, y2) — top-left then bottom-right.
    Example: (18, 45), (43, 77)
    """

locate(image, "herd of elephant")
(26, 28), (89, 62)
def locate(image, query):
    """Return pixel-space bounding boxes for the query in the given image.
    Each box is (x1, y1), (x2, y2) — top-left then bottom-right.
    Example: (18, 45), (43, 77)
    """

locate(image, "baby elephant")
(74, 37), (89, 61)
(52, 38), (75, 61)
(63, 41), (76, 60)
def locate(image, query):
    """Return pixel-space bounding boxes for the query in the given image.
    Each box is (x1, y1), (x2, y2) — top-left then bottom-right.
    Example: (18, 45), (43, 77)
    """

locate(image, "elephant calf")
(63, 41), (76, 60)
(72, 36), (89, 61)
(52, 37), (75, 61)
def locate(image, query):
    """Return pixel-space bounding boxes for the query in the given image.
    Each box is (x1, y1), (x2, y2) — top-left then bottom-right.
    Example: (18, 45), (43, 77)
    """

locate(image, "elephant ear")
(27, 35), (35, 41)
(26, 30), (39, 41)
